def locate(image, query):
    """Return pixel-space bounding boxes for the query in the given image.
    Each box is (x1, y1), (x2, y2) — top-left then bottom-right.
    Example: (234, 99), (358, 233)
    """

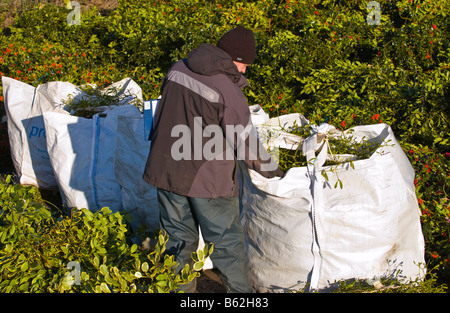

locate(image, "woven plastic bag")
(241, 122), (425, 292)
(43, 105), (142, 213)
(2, 76), (80, 188)
(114, 114), (159, 234)
(2, 76), (142, 188)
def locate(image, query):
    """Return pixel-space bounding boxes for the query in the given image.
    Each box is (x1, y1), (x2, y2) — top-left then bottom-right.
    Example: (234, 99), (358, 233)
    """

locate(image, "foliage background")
(0, 0), (449, 291)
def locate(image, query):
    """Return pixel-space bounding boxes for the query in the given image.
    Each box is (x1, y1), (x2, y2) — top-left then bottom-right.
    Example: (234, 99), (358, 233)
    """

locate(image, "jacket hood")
(186, 43), (247, 86)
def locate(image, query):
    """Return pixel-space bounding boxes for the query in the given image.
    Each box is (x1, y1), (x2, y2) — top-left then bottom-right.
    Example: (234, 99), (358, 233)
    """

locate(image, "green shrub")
(0, 176), (210, 293)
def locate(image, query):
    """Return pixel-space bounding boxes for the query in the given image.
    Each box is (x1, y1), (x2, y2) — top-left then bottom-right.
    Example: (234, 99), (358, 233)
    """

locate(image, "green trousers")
(157, 188), (252, 293)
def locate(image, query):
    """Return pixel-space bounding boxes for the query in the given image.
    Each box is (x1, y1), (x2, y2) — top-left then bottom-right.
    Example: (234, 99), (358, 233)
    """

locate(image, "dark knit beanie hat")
(217, 26), (257, 64)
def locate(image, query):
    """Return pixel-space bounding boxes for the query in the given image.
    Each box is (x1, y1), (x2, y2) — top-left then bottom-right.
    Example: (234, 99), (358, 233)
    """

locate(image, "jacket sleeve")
(220, 86), (284, 179)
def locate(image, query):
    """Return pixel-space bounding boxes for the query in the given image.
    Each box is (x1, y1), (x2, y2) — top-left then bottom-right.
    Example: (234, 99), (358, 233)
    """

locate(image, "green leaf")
(77, 229), (84, 240)
(193, 261), (204, 271)
(105, 274), (115, 285)
(20, 261), (29, 272)
(130, 244), (138, 254)
(134, 258), (141, 271)
(156, 273), (168, 281)
(9, 225), (15, 236)
(120, 278), (127, 290)
(100, 282), (110, 293)
(164, 256), (176, 268)
(0, 231), (6, 243)
(100, 264), (108, 276)
(93, 256), (100, 269)
(19, 282), (29, 291)
(197, 249), (204, 261)
(321, 170), (329, 181)
(83, 209), (94, 221)
(156, 280), (167, 288)
(97, 247), (107, 255)
(158, 234), (165, 246)
(61, 245), (69, 255)
(334, 179), (343, 189)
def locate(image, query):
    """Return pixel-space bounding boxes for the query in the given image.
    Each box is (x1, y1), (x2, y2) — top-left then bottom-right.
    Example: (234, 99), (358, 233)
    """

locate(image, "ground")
(196, 269), (226, 293)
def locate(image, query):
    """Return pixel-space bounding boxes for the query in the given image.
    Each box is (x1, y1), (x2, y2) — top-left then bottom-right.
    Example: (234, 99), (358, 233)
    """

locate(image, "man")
(143, 26), (284, 293)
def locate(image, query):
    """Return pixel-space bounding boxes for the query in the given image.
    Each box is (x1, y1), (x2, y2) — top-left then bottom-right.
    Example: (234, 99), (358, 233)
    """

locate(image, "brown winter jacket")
(143, 43), (283, 198)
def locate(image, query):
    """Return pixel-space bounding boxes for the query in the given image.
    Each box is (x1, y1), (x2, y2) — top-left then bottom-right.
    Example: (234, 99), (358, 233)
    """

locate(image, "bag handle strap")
(302, 123), (338, 169)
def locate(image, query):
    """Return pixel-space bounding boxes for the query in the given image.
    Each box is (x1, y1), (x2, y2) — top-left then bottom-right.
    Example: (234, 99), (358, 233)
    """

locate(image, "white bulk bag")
(2, 76), (81, 188)
(114, 115), (159, 234)
(43, 105), (141, 212)
(2, 76), (142, 189)
(249, 104), (270, 126)
(241, 122), (425, 292)
(256, 113), (309, 150)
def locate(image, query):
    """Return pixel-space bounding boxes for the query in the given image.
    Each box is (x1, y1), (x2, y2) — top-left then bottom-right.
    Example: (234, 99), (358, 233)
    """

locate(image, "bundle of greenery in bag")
(277, 124), (383, 172)
(63, 83), (142, 118)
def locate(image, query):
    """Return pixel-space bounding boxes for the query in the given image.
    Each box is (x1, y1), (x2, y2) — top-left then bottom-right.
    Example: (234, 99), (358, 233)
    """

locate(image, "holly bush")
(0, 0), (449, 290)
